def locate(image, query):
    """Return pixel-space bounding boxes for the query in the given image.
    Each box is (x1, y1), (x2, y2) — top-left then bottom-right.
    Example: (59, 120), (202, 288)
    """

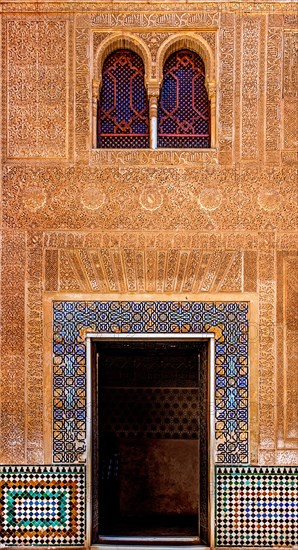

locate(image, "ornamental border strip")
(52, 300), (249, 464)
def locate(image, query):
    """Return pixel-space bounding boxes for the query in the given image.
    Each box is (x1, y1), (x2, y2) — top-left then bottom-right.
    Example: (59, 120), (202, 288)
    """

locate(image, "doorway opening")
(91, 337), (210, 545)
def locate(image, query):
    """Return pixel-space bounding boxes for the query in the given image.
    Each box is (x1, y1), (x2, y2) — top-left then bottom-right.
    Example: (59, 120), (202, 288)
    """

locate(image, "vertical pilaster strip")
(233, 13), (242, 163)
(266, 16), (283, 164)
(45, 249), (59, 292)
(258, 16), (267, 165)
(0, 231), (26, 463)
(284, 256), (298, 444)
(218, 13), (235, 164)
(282, 29), (298, 162)
(68, 17), (75, 162)
(276, 251), (285, 451)
(258, 244), (276, 462)
(241, 17), (260, 161)
(244, 251), (257, 293)
(75, 15), (91, 163)
(26, 232), (44, 463)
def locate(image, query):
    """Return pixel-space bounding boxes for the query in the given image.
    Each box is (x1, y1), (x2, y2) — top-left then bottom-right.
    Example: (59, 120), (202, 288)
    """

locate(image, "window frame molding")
(92, 32), (217, 150)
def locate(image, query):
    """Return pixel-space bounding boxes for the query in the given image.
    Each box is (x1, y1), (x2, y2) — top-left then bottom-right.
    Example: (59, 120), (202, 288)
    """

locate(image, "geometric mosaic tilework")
(53, 301), (249, 464)
(216, 466), (298, 547)
(0, 465), (85, 546)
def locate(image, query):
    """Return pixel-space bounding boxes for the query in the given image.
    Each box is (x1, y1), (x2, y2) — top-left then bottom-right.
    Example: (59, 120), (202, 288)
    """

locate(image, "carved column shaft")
(149, 96), (158, 149)
(207, 81), (217, 148)
(92, 79), (100, 148)
(148, 81), (160, 150)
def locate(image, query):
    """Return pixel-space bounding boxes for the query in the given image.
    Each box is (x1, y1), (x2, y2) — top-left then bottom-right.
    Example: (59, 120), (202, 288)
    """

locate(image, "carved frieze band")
(90, 11), (219, 28)
(45, 248), (243, 294)
(2, 3), (295, 15)
(2, 165), (297, 232)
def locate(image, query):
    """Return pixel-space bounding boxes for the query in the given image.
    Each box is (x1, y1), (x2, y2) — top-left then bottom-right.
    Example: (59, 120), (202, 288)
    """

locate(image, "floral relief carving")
(283, 32), (298, 152)
(217, 14), (235, 154)
(195, 31), (216, 53)
(284, 14), (298, 28)
(241, 17), (260, 160)
(93, 31), (111, 56)
(2, 165), (297, 233)
(6, 20), (68, 159)
(136, 32), (172, 64)
(266, 27), (282, 155)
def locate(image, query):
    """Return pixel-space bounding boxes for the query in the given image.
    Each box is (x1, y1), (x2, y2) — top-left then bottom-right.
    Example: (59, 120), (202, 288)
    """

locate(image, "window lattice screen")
(98, 49), (149, 149)
(158, 49), (210, 148)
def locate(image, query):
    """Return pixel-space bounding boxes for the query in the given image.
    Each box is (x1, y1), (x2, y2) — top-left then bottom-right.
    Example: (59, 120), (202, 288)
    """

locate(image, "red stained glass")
(98, 49), (149, 149)
(158, 49), (210, 148)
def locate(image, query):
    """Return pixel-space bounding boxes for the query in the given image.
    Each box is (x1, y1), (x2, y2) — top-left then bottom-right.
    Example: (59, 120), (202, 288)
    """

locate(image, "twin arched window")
(98, 48), (210, 149)
(98, 49), (150, 149)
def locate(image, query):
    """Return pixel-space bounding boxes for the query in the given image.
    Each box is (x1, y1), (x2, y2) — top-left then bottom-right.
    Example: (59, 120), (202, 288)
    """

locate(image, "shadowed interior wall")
(96, 342), (204, 524)
(119, 440), (198, 516)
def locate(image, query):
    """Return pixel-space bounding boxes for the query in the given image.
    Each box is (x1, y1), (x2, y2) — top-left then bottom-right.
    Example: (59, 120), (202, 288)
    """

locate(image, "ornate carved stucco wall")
(0, 1), (297, 545)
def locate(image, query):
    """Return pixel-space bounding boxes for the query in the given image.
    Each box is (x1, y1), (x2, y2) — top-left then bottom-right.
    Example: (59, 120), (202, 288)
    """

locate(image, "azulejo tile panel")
(0, 465), (85, 546)
(216, 466), (298, 547)
(53, 301), (249, 464)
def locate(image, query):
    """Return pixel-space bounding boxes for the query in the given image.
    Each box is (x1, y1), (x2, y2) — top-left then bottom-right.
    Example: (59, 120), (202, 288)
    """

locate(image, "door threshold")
(91, 546), (209, 550)
(99, 537), (200, 543)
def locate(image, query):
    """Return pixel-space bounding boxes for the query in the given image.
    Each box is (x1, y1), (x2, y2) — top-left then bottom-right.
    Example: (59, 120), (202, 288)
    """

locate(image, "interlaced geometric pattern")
(216, 466), (298, 547)
(98, 49), (149, 148)
(0, 465), (85, 546)
(100, 387), (199, 440)
(158, 49), (210, 148)
(52, 301), (249, 464)
(99, 343), (199, 439)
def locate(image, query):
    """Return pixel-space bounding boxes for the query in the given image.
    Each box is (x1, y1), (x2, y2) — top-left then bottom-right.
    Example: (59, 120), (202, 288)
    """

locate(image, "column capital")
(149, 95), (158, 118)
(92, 78), (101, 98)
(147, 79), (160, 99)
(206, 80), (216, 99)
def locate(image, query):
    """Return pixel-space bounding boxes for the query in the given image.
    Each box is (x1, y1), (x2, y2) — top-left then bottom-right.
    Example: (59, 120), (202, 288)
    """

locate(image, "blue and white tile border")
(52, 301), (250, 465)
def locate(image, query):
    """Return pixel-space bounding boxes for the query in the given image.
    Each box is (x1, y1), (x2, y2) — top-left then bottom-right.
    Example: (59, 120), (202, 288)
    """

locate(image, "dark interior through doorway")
(91, 339), (209, 545)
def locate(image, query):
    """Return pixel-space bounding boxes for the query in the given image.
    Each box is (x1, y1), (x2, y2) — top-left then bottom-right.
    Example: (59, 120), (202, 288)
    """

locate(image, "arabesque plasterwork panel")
(241, 17), (261, 161)
(4, 19), (69, 160)
(283, 30), (298, 153)
(266, 16), (282, 162)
